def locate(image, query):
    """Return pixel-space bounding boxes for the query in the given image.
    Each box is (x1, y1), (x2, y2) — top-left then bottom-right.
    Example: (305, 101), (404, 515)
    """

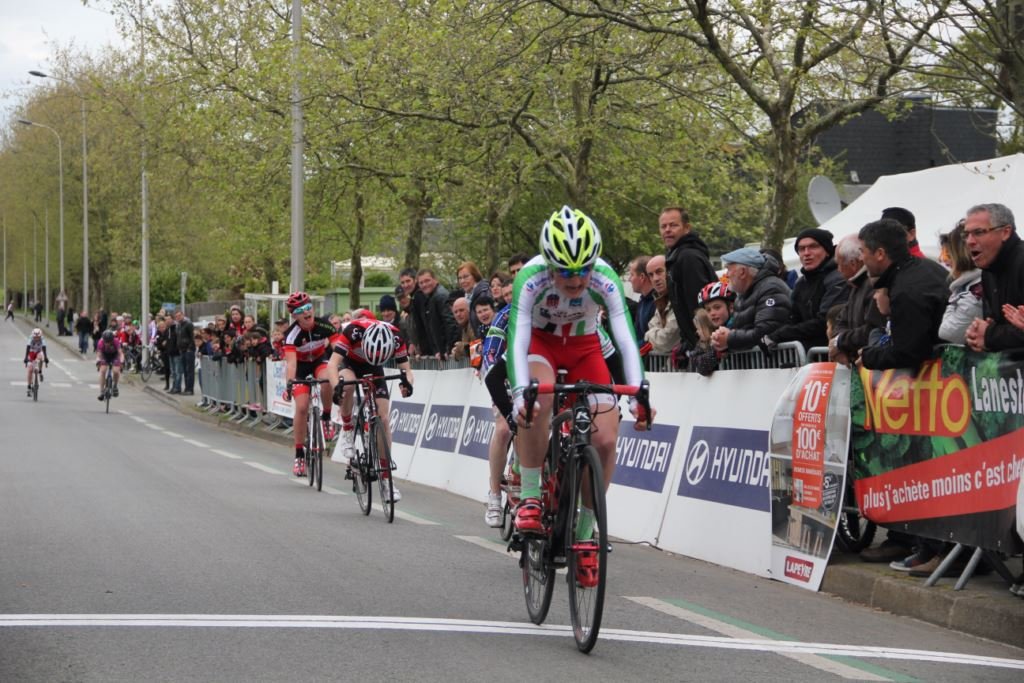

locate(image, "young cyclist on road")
(326, 318), (414, 502)
(24, 328), (49, 395)
(282, 292), (341, 477)
(507, 206), (652, 582)
(96, 329), (124, 400)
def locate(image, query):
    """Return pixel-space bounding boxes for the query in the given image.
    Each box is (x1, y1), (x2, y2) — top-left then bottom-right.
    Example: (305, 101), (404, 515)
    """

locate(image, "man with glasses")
(282, 292), (342, 477)
(507, 206), (651, 585)
(964, 203), (1023, 352)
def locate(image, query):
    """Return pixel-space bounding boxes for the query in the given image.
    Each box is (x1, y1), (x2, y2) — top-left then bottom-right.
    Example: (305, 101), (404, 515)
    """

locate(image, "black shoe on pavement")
(112, 386), (119, 397)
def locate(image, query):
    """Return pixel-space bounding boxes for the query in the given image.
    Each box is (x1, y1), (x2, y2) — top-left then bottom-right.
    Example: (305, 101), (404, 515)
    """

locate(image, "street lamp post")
(29, 70), (87, 311)
(16, 118), (64, 300)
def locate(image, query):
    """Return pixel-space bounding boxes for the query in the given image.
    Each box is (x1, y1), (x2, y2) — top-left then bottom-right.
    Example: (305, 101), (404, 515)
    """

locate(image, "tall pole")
(2, 216), (6, 307)
(139, 0), (151, 360)
(45, 209), (50, 327)
(33, 217), (38, 308)
(289, 0), (304, 293)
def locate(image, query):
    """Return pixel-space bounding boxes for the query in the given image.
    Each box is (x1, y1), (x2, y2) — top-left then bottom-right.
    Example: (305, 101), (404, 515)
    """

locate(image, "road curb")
(822, 559), (1024, 649)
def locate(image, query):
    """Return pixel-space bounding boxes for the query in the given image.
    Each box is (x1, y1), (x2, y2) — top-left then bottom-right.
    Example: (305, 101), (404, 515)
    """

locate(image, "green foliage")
(364, 272), (393, 288)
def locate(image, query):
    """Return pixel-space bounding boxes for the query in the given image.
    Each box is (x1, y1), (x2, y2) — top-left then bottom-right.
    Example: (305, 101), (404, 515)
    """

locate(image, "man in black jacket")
(857, 219), (948, 370)
(765, 228), (849, 351)
(660, 207), (718, 353)
(964, 204), (1024, 352)
(831, 234), (884, 364)
(175, 308), (196, 395)
(414, 268), (459, 359)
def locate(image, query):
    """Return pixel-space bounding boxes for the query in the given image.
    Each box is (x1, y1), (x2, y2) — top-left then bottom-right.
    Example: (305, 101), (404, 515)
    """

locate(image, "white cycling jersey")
(506, 255), (643, 392)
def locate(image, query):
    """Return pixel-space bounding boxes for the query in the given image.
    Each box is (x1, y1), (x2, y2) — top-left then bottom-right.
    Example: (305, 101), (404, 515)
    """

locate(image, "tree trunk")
(763, 121), (800, 251)
(349, 187), (365, 310)
(1003, 0), (1024, 117)
(402, 181), (431, 271)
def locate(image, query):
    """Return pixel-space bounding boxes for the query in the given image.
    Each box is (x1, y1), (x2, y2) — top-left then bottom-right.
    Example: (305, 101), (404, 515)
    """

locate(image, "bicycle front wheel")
(373, 420), (395, 523)
(105, 375), (112, 414)
(354, 426), (372, 515)
(31, 370), (39, 402)
(140, 359), (153, 383)
(313, 415), (324, 492)
(567, 445), (608, 653)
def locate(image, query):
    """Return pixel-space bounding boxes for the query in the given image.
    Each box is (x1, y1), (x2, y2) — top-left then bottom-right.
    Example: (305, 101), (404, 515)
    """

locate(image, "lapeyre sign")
(851, 347), (1024, 552)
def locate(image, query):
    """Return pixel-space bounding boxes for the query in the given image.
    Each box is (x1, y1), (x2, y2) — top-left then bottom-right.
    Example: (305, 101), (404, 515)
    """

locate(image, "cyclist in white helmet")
(326, 318), (414, 502)
(24, 328), (49, 395)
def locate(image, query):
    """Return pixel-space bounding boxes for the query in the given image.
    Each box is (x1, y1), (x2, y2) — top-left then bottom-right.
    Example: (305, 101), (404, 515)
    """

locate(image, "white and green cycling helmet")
(539, 205), (602, 273)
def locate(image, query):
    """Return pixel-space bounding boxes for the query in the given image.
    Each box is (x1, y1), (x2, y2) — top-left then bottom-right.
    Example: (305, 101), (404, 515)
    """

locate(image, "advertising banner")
(850, 347), (1024, 552)
(265, 360), (294, 418)
(769, 364), (851, 591)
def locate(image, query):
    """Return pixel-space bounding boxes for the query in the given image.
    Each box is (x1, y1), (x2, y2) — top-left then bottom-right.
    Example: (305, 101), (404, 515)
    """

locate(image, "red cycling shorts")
(291, 360), (330, 397)
(527, 330), (612, 407)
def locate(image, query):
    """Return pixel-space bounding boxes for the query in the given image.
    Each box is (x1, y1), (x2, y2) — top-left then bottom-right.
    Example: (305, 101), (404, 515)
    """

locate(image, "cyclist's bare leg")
(488, 413), (512, 495)
(516, 360), (555, 472)
(337, 367), (357, 421)
(375, 395), (393, 452)
(292, 393), (310, 449)
(112, 366), (122, 387)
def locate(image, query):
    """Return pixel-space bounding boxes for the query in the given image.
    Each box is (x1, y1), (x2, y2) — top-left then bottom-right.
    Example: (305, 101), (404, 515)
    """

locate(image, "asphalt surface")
(2, 316), (1024, 681)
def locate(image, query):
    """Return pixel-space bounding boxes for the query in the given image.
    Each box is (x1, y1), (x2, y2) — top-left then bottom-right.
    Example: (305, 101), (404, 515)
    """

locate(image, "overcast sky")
(0, 0), (123, 119)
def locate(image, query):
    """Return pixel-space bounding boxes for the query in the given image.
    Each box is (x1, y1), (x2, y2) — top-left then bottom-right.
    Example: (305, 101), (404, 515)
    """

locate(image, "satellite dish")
(807, 175), (843, 224)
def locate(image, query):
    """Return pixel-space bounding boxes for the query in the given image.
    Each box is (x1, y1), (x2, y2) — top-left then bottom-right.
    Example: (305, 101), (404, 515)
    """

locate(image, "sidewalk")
(26, 316), (1024, 650)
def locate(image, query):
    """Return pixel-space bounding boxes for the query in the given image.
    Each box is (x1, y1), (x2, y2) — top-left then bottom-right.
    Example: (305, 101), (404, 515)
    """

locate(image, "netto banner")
(850, 346), (1024, 552)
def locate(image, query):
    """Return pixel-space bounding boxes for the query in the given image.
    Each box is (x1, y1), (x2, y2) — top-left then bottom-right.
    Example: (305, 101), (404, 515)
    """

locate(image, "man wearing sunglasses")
(506, 206), (652, 584)
(282, 292), (342, 477)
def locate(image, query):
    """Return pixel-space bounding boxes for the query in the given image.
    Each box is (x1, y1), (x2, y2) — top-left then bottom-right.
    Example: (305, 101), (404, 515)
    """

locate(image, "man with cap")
(881, 207), (926, 259)
(763, 228), (849, 351)
(711, 247), (791, 353)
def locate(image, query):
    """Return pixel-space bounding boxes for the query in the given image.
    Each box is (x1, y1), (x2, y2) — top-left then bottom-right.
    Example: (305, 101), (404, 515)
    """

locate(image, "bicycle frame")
(290, 376), (330, 491)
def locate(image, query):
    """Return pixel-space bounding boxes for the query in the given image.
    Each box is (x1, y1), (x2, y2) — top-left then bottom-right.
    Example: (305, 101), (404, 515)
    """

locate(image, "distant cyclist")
(24, 328), (49, 396)
(96, 329), (124, 400)
(507, 207), (651, 580)
(282, 292), (340, 477)
(327, 318), (413, 502)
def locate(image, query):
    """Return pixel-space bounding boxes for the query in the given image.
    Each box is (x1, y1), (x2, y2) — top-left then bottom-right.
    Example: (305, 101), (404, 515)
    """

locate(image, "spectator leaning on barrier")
(415, 268), (459, 359)
(400, 267), (427, 356)
(830, 234), (883, 365)
(963, 204), (1024, 352)
(688, 281), (736, 376)
(628, 255), (656, 344)
(938, 220), (983, 344)
(659, 206), (718, 358)
(763, 228), (849, 352)
(856, 218), (949, 370)
(881, 206), (925, 259)
(711, 248), (791, 353)
(643, 254), (681, 354)
(450, 297), (474, 359)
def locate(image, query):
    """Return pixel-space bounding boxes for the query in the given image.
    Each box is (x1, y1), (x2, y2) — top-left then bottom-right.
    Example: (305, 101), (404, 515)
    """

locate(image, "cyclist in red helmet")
(282, 292), (341, 477)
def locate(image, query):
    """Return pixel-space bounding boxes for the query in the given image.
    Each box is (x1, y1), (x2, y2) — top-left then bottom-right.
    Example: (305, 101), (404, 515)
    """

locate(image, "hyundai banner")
(677, 426), (771, 512)
(613, 422), (679, 493)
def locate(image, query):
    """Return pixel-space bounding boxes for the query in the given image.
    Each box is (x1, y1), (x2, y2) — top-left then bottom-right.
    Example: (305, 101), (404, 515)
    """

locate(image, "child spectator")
(687, 281), (735, 376)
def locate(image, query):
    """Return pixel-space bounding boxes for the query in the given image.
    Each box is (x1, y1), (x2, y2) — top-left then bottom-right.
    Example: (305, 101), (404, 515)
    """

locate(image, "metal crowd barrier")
(719, 341), (807, 370)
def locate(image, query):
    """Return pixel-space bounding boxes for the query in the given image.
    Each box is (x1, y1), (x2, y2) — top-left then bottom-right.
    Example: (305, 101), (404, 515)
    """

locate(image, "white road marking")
(627, 596), (887, 680)
(50, 382), (72, 388)
(244, 462), (286, 475)
(144, 424), (163, 431)
(184, 439), (210, 448)
(128, 416), (148, 424)
(163, 430), (184, 438)
(323, 485), (348, 496)
(119, 410), (133, 415)
(455, 535), (513, 556)
(394, 509), (439, 525)
(0, 615), (1020, 671)
(212, 449), (243, 460)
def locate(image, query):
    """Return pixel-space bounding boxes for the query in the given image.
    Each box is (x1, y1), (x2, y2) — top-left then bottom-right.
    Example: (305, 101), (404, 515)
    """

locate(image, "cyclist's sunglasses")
(290, 303), (313, 315)
(554, 265), (592, 279)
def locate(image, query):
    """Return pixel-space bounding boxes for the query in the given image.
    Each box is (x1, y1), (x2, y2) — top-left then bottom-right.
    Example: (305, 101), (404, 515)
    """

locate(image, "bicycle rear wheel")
(373, 421), (395, 523)
(306, 408), (318, 487)
(567, 445), (607, 653)
(500, 496), (514, 541)
(141, 358), (153, 383)
(522, 536), (555, 625)
(313, 414), (324, 492)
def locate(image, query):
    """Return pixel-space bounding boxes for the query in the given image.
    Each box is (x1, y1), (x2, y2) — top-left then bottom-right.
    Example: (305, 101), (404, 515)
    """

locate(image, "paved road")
(2, 318), (1023, 681)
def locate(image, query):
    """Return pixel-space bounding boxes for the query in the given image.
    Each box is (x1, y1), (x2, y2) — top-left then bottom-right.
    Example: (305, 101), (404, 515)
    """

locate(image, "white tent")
(780, 153), (1024, 270)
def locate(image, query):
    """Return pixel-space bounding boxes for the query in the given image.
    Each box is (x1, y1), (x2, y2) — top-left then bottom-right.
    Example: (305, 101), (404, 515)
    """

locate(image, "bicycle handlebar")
(522, 378), (652, 429)
(335, 369), (409, 388)
(288, 377), (331, 386)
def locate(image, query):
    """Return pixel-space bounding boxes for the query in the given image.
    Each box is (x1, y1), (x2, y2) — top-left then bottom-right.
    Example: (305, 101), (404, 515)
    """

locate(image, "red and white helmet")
(286, 291), (311, 312)
(697, 281), (735, 307)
